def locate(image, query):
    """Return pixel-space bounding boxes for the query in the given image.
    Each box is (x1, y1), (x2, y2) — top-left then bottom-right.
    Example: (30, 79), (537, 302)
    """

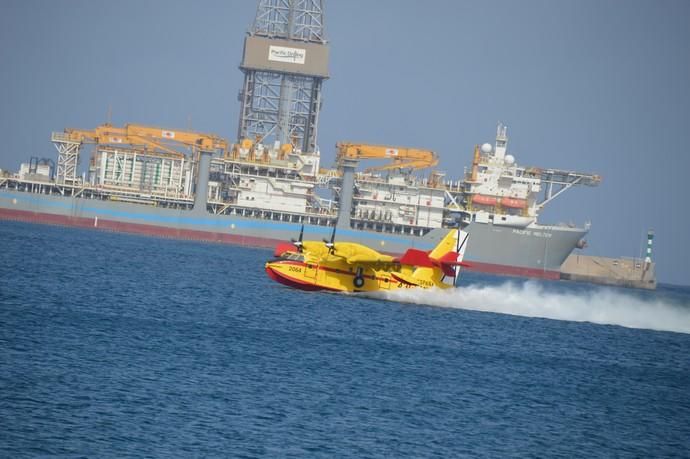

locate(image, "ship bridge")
(443, 124), (601, 220)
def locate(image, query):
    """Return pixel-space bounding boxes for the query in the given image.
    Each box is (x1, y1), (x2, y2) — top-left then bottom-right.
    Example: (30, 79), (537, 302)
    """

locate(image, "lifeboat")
(501, 197), (527, 209)
(472, 194), (498, 206)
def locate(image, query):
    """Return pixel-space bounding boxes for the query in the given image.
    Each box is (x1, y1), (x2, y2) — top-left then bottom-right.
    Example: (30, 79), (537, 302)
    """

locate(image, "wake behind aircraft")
(265, 226), (469, 293)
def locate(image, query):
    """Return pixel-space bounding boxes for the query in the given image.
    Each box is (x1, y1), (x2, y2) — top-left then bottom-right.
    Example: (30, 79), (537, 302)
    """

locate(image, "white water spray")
(372, 281), (690, 334)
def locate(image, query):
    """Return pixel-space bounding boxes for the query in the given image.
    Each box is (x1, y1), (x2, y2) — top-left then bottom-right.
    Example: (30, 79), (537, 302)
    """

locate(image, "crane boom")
(65, 123), (228, 157)
(336, 142), (438, 172)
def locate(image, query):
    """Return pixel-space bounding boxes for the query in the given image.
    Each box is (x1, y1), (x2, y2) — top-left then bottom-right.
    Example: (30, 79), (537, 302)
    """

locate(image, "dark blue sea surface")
(1, 221), (689, 457)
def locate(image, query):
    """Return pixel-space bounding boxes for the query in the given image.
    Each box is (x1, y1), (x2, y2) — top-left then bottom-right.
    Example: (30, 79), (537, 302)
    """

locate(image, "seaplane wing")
(344, 254), (396, 264)
(329, 242), (397, 265)
(300, 241), (330, 256)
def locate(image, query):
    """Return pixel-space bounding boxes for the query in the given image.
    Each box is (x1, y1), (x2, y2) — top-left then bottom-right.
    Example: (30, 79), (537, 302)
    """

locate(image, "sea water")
(1, 221), (688, 457)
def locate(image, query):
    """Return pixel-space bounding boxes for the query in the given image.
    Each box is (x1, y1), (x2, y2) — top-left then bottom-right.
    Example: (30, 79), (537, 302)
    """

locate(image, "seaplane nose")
(265, 263), (280, 281)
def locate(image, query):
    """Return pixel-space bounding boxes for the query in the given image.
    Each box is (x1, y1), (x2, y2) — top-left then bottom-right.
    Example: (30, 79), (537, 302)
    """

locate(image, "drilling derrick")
(238, 0), (329, 153)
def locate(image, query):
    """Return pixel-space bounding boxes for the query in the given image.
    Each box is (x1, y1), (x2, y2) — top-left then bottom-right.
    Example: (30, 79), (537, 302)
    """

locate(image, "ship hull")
(0, 189), (584, 280)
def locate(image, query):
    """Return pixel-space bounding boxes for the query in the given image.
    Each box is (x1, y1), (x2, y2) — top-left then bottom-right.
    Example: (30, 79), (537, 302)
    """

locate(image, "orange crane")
(335, 142), (438, 172)
(64, 123), (228, 157)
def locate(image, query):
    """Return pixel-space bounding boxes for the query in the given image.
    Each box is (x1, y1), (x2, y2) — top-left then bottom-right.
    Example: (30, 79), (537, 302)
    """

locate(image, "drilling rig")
(237, 0), (329, 154)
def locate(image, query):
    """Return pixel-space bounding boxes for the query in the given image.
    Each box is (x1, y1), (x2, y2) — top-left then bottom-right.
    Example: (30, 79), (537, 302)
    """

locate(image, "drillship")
(0, 0), (600, 280)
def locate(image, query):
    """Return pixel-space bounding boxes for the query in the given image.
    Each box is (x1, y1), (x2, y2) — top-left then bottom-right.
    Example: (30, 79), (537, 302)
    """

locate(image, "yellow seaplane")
(265, 226), (470, 293)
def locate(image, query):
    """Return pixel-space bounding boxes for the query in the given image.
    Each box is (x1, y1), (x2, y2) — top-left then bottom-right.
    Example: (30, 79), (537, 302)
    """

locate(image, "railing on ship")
(207, 200), (337, 227)
(2, 175), (195, 209)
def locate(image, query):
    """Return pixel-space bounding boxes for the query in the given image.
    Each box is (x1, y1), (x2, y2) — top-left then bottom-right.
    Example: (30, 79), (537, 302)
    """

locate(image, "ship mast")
(494, 123), (508, 160)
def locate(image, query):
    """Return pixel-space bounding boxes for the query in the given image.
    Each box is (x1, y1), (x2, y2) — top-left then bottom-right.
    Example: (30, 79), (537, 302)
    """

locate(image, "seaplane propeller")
(323, 226), (337, 254)
(291, 224), (305, 252)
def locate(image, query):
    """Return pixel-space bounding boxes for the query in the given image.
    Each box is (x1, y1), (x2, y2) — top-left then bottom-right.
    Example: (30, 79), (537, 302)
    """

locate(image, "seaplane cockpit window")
(284, 252), (305, 262)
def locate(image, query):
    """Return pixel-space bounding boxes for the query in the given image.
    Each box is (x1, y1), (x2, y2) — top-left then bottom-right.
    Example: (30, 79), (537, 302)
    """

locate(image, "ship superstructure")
(349, 172), (446, 235)
(207, 139), (335, 227)
(331, 124), (600, 237)
(324, 142), (446, 237)
(456, 123), (600, 230)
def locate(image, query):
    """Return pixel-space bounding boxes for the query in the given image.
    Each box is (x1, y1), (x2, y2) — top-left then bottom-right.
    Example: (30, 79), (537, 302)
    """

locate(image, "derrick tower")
(238, 0), (329, 153)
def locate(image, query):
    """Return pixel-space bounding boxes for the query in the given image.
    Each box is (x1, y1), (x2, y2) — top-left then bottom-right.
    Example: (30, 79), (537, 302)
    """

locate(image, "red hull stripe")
(1, 208), (561, 280)
(265, 266), (341, 292)
(390, 273), (419, 286)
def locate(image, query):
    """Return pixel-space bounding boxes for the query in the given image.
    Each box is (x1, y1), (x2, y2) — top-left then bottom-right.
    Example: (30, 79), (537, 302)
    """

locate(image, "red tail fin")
(399, 248), (470, 276)
(437, 251), (459, 264)
(398, 248), (434, 267)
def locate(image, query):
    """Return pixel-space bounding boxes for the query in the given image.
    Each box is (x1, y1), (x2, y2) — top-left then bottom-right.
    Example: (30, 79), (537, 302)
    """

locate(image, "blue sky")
(1, 0), (688, 285)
